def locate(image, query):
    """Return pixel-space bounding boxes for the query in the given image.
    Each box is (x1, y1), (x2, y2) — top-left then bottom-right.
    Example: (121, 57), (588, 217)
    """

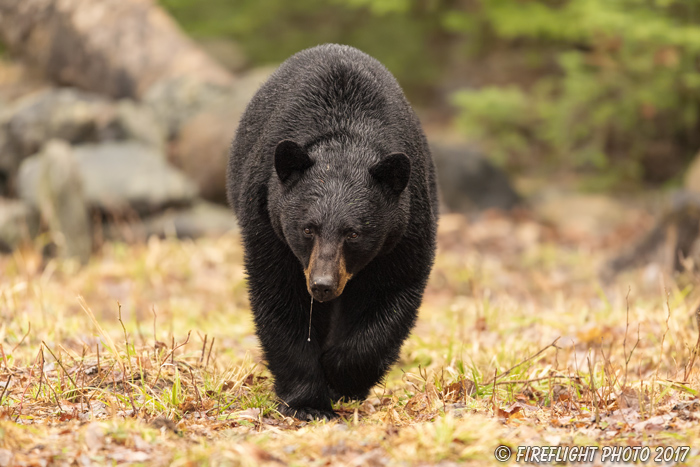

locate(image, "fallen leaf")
(442, 379), (476, 402)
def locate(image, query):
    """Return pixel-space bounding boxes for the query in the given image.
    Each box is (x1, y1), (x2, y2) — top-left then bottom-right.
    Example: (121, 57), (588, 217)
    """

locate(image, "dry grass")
(0, 212), (699, 466)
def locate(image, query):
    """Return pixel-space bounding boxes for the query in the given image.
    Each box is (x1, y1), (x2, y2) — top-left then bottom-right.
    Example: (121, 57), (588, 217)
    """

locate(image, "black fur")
(227, 44), (438, 420)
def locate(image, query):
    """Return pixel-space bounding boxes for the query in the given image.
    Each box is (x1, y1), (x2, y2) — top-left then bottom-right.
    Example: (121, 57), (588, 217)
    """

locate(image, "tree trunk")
(0, 0), (233, 99)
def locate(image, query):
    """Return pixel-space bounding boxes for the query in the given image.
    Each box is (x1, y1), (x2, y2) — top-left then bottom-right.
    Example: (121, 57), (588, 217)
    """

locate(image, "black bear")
(227, 44), (438, 420)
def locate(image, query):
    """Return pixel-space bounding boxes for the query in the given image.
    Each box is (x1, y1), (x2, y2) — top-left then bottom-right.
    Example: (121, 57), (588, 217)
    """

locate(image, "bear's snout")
(310, 275), (338, 302)
(305, 240), (353, 302)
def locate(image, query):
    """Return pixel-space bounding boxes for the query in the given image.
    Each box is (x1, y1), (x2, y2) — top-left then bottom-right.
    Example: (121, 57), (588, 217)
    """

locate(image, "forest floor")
(0, 211), (699, 466)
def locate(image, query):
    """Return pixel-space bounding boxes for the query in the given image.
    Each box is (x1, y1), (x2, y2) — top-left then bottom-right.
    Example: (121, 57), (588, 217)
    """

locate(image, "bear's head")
(270, 139), (411, 302)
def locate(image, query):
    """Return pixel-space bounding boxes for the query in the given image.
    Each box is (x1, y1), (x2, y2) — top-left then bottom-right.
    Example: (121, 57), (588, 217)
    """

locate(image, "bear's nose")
(311, 276), (337, 302)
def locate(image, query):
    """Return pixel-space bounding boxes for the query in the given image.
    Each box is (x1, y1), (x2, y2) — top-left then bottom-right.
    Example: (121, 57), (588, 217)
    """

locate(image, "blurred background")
(1, 0), (700, 277)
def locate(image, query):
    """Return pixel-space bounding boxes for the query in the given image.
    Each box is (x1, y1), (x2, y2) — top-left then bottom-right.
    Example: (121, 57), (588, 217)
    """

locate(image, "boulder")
(18, 141), (197, 214)
(0, 0), (233, 99)
(105, 201), (238, 241)
(25, 140), (91, 263)
(144, 67), (273, 139)
(0, 88), (112, 184)
(144, 201), (238, 238)
(0, 88), (166, 196)
(0, 198), (39, 252)
(535, 192), (631, 239)
(162, 67), (275, 203)
(169, 109), (236, 203)
(603, 190), (700, 277)
(601, 149), (700, 277)
(113, 99), (166, 151)
(144, 77), (234, 140)
(431, 141), (521, 212)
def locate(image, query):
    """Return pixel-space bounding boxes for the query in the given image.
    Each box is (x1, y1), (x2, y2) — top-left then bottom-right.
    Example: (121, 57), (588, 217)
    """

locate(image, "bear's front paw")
(278, 403), (339, 421)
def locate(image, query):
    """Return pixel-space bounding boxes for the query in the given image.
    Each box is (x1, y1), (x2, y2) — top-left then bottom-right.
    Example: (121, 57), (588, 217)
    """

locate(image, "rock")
(535, 192), (630, 239)
(18, 141), (197, 214)
(0, 88), (166, 196)
(603, 190), (700, 276)
(113, 100), (166, 151)
(0, 57), (47, 104)
(144, 201), (238, 237)
(164, 67), (275, 202)
(430, 141), (521, 212)
(0, 0), (233, 99)
(170, 107), (238, 203)
(0, 88), (112, 184)
(143, 77), (234, 139)
(145, 67), (275, 140)
(0, 198), (39, 252)
(26, 140), (91, 263)
(104, 201), (238, 241)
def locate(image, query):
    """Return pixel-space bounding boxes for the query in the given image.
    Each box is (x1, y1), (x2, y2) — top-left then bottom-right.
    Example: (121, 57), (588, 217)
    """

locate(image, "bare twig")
(599, 339), (618, 398)
(623, 286), (631, 388)
(0, 374), (12, 406)
(78, 296), (124, 373)
(189, 368), (203, 412)
(626, 324), (641, 373)
(86, 360), (119, 407)
(0, 344), (9, 370)
(42, 341), (77, 389)
(683, 307), (700, 381)
(206, 337), (215, 369)
(45, 379), (64, 414)
(494, 375), (581, 386)
(152, 306), (158, 356)
(117, 302), (132, 374)
(122, 364), (138, 416)
(14, 349), (45, 420)
(79, 345), (86, 413)
(15, 363), (40, 422)
(11, 322), (31, 352)
(200, 334), (208, 365)
(35, 347), (44, 401)
(587, 355), (600, 425)
(489, 367), (500, 416)
(152, 331), (192, 387)
(652, 289), (673, 415)
(486, 337), (561, 385)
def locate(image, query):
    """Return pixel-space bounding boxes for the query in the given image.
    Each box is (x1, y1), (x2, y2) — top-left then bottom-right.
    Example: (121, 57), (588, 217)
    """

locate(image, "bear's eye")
(347, 231), (359, 240)
(303, 227), (313, 237)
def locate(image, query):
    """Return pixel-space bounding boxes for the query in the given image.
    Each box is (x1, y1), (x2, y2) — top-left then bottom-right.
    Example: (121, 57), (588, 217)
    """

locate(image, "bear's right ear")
(274, 140), (314, 183)
(369, 152), (411, 195)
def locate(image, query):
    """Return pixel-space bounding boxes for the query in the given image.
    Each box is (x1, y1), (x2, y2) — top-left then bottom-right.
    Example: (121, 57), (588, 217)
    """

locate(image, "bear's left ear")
(275, 140), (314, 183)
(369, 153), (411, 194)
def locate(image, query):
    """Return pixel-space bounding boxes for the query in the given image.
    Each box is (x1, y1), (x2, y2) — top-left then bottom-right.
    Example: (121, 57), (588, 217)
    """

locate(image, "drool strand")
(307, 296), (314, 342)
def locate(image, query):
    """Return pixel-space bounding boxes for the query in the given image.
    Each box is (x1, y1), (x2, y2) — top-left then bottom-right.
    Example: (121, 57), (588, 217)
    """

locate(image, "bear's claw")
(278, 404), (339, 421)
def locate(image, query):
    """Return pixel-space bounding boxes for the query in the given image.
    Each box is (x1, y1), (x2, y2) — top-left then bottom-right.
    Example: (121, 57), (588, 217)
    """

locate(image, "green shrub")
(449, 0), (700, 183)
